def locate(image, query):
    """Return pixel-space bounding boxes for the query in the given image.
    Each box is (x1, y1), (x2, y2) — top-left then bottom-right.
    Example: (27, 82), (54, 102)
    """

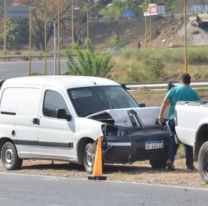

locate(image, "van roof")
(3, 75), (119, 89)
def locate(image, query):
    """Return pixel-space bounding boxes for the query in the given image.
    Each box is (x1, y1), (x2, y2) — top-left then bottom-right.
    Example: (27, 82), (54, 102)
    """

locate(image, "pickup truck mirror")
(56, 109), (72, 121)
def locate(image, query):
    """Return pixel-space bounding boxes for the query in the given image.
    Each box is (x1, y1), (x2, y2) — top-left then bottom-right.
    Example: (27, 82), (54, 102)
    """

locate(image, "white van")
(0, 76), (169, 173)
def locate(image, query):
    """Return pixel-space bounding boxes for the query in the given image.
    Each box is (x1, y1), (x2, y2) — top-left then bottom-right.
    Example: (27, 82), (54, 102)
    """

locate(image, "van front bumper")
(102, 129), (169, 163)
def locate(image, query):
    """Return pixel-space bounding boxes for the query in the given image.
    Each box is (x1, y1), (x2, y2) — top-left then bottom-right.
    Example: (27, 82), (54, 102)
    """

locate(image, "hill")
(88, 14), (208, 49)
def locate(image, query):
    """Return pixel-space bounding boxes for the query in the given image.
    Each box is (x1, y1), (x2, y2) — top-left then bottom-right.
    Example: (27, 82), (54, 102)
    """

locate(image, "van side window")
(43, 90), (70, 118)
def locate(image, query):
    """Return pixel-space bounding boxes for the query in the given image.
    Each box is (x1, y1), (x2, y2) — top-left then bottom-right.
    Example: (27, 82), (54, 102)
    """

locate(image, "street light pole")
(29, 7), (32, 75)
(87, 0), (89, 40)
(71, 0), (74, 51)
(57, 0), (61, 75)
(53, 20), (57, 75)
(144, 0), (148, 48)
(44, 9), (48, 75)
(184, 0), (188, 73)
(149, 15), (152, 47)
(3, 0), (7, 57)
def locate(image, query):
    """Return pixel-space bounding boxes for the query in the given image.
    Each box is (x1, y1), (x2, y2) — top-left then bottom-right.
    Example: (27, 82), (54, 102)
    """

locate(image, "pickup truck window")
(68, 86), (138, 117)
(43, 90), (70, 118)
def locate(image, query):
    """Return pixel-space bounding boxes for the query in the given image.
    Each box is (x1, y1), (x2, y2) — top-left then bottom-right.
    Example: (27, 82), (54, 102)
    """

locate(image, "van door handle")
(32, 118), (40, 125)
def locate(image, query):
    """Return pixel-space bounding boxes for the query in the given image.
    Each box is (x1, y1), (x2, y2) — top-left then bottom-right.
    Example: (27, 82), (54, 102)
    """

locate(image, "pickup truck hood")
(87, 107), (160, 127)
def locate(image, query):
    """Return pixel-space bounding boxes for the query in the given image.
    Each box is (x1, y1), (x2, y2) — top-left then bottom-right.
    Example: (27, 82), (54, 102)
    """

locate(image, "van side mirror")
(121, 84), (127, 90)
(139, 103), (146, 107)
(56, 109), (72, 121)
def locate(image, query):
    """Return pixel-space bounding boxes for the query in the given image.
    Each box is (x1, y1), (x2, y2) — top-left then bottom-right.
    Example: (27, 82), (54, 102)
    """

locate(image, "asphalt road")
(0, 172), (207, 206)
(0, 60), (68, 79)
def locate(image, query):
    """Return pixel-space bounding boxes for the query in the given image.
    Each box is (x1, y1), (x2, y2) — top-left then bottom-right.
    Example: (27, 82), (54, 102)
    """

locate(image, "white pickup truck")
(175, 101), (208, 183)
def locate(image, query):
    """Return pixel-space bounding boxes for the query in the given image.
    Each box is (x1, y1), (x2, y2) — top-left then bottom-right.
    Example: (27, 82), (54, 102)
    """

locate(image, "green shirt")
(166, 85), (200, 120)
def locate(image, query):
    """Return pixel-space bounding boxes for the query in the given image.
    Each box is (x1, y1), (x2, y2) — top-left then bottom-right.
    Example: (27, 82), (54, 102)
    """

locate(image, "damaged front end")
(88, 107), (169, 168)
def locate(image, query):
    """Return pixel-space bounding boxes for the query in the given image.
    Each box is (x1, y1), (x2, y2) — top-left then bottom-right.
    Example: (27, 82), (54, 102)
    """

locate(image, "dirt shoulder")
(0, 158), (207, 188)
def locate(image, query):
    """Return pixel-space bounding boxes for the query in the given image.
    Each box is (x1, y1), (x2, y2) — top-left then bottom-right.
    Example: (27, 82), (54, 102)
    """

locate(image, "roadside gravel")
(0, 157), (207, 188)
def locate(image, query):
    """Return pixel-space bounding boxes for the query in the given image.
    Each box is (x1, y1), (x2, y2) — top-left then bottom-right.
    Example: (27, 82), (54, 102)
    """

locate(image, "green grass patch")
(111, 46), (208, 83)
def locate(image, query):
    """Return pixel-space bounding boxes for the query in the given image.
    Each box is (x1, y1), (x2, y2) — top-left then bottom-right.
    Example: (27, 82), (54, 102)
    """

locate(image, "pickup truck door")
(175, 104), (201, 146)
(37, 89), (75, 160)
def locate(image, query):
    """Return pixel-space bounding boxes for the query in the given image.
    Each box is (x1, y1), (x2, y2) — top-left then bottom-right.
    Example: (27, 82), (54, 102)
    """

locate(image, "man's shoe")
(167, 161), (175, 171)
(187, 165), (196, 171)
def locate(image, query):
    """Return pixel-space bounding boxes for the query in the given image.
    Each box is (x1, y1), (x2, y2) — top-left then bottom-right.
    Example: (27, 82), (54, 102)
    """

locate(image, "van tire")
(83, 143), (96, 174)
(198, 141), (208, 183)
(1, 142), (23, 170)
(150, 159), (167, 169)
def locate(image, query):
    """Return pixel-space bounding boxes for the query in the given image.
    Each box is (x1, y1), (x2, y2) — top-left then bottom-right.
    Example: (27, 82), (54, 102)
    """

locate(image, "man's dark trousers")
(167, 120), (193, 167)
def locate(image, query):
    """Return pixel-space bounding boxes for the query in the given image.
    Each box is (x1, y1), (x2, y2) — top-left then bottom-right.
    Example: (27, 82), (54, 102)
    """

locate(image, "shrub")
(145, 56), (165, 79)
(107, 33), (125, 50)
(66, 39), (113, 77)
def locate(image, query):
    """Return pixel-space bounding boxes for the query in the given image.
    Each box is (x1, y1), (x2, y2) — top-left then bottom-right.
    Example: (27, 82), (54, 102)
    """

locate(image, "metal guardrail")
(126, 82), (208, 90)
(0, 54), (66, 61)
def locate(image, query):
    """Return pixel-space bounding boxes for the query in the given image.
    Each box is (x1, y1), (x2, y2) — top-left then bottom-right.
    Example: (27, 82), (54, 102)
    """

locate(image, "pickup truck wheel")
(1, 142), (23, 170)
(83, 143), (96, 174)
(198, 141), (208, 183)
(150, 159), (167, 169)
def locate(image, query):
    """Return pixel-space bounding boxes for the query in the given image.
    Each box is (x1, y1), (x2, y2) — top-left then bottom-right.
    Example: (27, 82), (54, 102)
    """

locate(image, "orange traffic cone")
(88, 136), (107, 180)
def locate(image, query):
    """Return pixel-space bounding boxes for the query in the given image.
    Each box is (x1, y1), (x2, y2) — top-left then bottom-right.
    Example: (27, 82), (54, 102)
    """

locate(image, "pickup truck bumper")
(102, 128), (169, 163)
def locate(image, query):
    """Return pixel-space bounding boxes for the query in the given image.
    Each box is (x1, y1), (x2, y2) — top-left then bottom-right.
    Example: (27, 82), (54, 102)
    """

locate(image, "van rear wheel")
(1, 142), (23, 170)
(83, 143), (96, 174)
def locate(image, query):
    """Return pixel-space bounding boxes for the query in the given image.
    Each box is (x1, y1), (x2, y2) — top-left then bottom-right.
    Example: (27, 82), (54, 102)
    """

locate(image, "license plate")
(145, 141), (164, 150)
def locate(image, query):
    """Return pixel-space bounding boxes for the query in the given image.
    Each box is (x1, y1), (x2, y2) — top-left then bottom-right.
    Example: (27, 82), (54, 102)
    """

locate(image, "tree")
(66, 39), (113, 77)
(11, 0), (88, 49)
(5, 18), (29, 49)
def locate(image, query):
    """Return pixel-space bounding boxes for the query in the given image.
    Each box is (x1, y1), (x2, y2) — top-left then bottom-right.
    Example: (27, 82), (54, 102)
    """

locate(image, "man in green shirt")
(158, 73), (200, 171)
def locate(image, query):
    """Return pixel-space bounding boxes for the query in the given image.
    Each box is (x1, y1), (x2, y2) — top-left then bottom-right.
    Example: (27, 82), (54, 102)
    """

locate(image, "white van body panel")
(0, 76), (113, 162)
(0, 88), (18, 140)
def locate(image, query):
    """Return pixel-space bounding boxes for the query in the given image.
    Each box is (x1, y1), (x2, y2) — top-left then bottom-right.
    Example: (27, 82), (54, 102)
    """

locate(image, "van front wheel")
(83, 143), (96, 174)
(1, 142), (23, 170)
(150, 159), (167, 169)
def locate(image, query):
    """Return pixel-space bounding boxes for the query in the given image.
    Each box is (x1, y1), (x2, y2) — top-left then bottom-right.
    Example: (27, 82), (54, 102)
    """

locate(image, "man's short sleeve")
(165, 87), (174, 102)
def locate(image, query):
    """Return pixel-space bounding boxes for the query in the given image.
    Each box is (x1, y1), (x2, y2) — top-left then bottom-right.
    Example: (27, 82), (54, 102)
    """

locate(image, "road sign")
(7, 4), (29, 18)
(122, 10), (135, 17)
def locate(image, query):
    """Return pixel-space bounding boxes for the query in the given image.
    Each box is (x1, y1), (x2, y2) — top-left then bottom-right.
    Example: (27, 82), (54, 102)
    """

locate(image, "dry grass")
(130, 88), (166, 107)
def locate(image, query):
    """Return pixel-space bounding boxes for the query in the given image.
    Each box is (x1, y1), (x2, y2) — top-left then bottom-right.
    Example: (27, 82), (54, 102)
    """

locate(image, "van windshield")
(68, 86), (139, 117)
